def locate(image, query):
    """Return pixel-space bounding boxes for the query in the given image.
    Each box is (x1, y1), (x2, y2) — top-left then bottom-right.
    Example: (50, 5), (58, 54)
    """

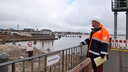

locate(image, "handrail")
(0, 45), (87, 72)
(70, 58), (92, 72)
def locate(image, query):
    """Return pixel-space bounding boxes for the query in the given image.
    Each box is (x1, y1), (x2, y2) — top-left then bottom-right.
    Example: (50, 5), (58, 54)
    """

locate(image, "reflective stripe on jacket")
(85, 24), (110, 58)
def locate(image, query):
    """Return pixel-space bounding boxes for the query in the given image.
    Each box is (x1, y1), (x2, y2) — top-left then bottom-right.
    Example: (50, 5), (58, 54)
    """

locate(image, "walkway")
(104, 49), (128, 72)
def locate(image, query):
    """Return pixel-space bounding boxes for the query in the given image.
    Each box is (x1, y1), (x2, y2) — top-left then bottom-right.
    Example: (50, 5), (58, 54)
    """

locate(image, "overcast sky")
(0, 0), (126, 34)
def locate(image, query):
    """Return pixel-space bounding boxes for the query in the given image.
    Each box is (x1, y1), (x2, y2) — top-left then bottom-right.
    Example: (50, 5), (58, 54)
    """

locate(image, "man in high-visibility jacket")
(80, 18), (110, 72)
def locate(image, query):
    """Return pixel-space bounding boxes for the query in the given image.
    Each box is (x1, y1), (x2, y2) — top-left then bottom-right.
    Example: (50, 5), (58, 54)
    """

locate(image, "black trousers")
(91, 58), (103, 72)
(27, 51), (33, 57)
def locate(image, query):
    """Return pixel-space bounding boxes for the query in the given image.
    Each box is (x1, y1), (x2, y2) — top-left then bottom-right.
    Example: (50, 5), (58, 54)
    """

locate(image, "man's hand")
(100, 54), (105, 59)
(79, 43), (83, 47)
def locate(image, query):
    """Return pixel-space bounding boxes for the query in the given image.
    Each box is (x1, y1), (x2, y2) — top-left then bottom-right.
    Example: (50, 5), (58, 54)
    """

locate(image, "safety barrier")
(109, 39), (128, 72)
(111, 39), (128, 49)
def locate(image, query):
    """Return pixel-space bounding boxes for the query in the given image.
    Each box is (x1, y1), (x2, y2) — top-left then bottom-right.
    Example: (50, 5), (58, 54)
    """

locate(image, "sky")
(0, 0), (126, 34)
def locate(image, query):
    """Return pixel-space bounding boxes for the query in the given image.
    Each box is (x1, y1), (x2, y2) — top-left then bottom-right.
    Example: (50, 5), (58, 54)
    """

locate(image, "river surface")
(7, 35), (125, 51)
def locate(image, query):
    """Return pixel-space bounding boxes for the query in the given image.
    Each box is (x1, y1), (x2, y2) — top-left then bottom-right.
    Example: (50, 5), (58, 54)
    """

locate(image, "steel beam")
(114, 11), (118, 39)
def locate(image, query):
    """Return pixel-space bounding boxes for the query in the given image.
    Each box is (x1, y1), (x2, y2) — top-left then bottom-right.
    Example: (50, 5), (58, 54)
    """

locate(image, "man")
(80, 18), (110, 72)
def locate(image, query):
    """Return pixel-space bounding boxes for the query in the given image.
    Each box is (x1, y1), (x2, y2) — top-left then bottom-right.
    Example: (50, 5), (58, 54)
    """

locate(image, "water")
(7, 35), (126, 51)
(109, 35), (125, 40)
(7, 35), (88, 51)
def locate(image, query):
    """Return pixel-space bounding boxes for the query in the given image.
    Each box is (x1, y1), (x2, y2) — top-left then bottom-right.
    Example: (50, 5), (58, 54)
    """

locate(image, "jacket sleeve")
(81, 38), (90, 45)
(85, 38), (90, 44)
(100, 31), (110, 56)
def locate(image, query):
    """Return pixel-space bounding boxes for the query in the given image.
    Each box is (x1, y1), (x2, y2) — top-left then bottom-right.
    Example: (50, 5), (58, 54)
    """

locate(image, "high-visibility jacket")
(82, 24), (110, 59)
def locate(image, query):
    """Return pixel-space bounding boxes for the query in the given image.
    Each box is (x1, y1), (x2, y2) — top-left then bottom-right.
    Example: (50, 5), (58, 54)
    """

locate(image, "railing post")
(80, 46), (83, 62)
(38, 57), (41, 72)
(69, 49), (71, 69)
(65, 50), (67, 71)
(23, 61), (25, 72)
(71, 48), (73, 69)
(44, 55), (47, 72)
(62, 50), (64, 72)
(12, 63), (15, 72)
(31, 59), (34, 72)
(0, 53), (9, 72)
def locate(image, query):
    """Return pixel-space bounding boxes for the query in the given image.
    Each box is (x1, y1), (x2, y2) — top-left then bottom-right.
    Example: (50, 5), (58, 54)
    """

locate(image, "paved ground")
(104, 50), (128, 72)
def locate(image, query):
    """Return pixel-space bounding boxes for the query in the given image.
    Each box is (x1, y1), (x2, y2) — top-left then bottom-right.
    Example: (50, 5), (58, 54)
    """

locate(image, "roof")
(41, 29), (52, 32)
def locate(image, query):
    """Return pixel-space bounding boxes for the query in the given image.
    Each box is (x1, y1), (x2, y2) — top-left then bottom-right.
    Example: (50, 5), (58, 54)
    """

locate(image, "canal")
(6, 35), (125, 52)
(6, 35), (88, 51)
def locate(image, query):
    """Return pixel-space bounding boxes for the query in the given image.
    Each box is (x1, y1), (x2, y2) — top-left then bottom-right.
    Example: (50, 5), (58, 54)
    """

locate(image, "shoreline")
(0, 34), (58, 44)
(0, 44), (45, 61)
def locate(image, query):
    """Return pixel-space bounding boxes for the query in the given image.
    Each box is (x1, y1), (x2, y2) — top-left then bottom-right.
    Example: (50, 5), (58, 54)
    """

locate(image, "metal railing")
(0, 45), (87, 72)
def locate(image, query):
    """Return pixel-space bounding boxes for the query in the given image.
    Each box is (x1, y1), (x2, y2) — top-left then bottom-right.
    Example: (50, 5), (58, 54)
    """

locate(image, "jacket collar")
(98, 24), (103, 28)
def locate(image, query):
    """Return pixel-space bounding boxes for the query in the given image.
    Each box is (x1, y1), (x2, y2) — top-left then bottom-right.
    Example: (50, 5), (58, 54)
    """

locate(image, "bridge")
(0, 39), (128, 72)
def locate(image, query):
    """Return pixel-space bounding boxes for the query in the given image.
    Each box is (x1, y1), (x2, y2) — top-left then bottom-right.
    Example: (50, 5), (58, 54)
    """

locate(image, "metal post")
(62, 51), (64, 72)
(38, 57), (41, 72)
(23, 61), (25, 72)
(12, 63), (15, 72)
(71, 48), (72, 69)
(31, 59), (34, 72)
(114, 11), (118, 39)
(65, 50), (67, 71)
(126, 10), (128, 39)
(80, 46), (82, 62)
(44, 55), (47, 72)
(0, 53), (8, 72)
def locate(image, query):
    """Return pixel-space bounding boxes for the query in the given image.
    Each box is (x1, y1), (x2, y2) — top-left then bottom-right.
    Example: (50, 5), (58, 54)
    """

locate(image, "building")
(31, 29), (55, 40)
(40, 29), (52, 35)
